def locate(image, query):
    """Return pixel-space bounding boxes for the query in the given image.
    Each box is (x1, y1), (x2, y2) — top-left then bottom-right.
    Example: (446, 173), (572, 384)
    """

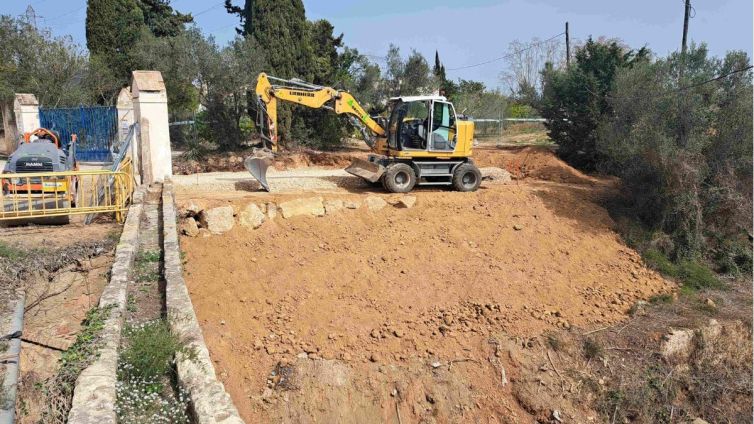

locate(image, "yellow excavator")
(245, 73), (481, 193)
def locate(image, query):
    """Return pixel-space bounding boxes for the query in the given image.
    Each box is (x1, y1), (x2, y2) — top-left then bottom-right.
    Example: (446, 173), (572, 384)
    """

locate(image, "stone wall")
(162, 181), (245, 424)
(67, 187), (146, 424)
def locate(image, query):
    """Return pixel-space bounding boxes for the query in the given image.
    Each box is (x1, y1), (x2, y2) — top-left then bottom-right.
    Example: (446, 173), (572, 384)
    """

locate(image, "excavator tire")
(452, 163), (481, 192)
(383, 163), (416, 193)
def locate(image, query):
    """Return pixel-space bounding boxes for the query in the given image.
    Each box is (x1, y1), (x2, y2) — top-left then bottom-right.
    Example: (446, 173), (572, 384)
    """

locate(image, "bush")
(540, 38), (649, 170)
(598, 45), (752, 263)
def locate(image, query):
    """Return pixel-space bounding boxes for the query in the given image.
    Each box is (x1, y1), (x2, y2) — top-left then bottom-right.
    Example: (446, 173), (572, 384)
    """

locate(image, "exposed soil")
(173, 147), (367, 175)
(179, 148), (674, 422)
(0, 224), (119, 423)
(474, 146), (604, 185)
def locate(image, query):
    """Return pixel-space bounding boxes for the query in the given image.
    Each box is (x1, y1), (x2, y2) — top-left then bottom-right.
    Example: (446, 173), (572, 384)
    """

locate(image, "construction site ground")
(175, 145), (684, 423)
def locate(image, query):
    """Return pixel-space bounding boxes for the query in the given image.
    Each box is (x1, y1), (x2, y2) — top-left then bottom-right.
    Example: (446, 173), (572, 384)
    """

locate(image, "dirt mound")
(180, 183), (672, 422)
(475, 146), (600, 185)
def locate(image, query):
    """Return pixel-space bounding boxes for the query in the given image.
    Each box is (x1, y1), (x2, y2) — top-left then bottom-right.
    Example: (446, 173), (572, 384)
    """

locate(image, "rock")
(180, 217), (200, 237)
(267, 203), (278, 220)
(279, 197), (325, 219)
(691, 418), (710, 424)
(396, 195), (417, 209)
(324, 199), (345, 214)
(513, 224), (523, 231)
(184, 199), (204, 216)
(661, 329), (694, 361)
(480, 167), (512, 183)
(431, 361), (441, 368)
(365, 196), (387, 211)
(701, 318), (722, 340)
(393, 329), (404, 338)
(369, 353), (381, 362)
(238, 203), (265, 229)
(199, 206), (235, 234)
(704, 298), (716, 308)
(344, 200), (361, 209)
(296, 352), (308, 359)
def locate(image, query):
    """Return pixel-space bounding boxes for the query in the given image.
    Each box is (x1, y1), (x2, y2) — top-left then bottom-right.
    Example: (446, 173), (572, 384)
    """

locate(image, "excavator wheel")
(452, 163), (481, 192)
(382, 163), (416, 193)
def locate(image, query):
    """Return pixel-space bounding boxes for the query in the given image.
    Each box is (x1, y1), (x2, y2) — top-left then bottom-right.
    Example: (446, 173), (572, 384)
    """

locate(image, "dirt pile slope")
(474, 146), (602, 185)
(180, 182), (671, 422)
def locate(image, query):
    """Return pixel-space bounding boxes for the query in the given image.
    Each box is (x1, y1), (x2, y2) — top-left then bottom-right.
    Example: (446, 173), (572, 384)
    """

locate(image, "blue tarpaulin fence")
(39, 106), (118, 162)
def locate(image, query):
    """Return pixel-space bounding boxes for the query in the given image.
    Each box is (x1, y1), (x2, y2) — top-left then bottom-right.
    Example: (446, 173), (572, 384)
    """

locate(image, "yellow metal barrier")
(1, 163), (133, 223)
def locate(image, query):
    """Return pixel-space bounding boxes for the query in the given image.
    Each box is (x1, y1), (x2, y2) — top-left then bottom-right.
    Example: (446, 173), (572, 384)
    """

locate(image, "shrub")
(540, 38), (649, 170)
(598, 45), (752, 263)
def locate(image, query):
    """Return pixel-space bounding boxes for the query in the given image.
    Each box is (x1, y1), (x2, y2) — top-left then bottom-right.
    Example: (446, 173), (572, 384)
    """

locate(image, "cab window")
(430, 102), (457, 151)
(389, 101), (430, 150)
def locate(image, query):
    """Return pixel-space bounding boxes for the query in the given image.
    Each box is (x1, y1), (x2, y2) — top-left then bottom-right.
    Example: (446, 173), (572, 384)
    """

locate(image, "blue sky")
(4, 0), (752, 89)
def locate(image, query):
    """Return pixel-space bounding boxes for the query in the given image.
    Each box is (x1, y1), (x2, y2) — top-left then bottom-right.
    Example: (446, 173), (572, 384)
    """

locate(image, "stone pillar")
(116, 87), (134, 141)
(13, 93), (40, 136)
(131, 71), (172, 184)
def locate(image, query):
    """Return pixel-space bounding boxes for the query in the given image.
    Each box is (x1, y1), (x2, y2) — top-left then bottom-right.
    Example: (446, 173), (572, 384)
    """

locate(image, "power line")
(604, 65), (753, 102)
(445, 32), (565, 71)
(193, 1), (226, 18)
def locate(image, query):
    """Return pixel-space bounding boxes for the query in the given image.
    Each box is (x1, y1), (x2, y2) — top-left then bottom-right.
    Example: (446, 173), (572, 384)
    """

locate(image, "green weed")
(0, 241), (24, 260)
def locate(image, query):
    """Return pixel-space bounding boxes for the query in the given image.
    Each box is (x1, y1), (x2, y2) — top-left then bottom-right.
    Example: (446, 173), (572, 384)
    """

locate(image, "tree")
(402, 50), (434, 95)
(224, 0), (254, 37)
(384, 44), (404, 98)
(139, 0), (193, 37)
(86, 0), (145, 84)
(597, 45), (752, 266)
(87, 0), (192, 99)
(196, 35), (268, 150)
(500, 37), (565, 109)
(0, 16), (92, 152)
(540, 38), (649, 169)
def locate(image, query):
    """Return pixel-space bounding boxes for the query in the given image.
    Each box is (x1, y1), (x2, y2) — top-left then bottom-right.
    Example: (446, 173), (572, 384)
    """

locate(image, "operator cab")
(387, 96), (458, 153)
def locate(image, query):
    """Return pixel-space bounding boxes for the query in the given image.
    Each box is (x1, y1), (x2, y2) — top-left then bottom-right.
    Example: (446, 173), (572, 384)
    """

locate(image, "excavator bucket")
(345, 158), (385, 183)
(244, 151), (274, 191)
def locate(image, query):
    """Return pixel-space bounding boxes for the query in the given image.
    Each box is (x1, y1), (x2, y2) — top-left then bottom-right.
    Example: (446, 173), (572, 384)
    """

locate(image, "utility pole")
(565, 21), (570, 68)
(678, 0), (691, 148)
(681, 0), (691, 57)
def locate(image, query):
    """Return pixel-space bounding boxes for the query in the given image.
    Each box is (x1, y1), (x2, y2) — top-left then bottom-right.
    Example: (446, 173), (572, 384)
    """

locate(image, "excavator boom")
(247, 73), (387, 190)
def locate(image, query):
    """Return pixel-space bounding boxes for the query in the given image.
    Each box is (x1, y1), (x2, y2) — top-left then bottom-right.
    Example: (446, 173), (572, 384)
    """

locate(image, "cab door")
(428, 101), (458, 152)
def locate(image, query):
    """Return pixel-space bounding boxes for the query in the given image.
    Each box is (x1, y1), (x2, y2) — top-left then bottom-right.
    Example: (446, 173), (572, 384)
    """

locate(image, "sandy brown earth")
(178, 148), (674, 423)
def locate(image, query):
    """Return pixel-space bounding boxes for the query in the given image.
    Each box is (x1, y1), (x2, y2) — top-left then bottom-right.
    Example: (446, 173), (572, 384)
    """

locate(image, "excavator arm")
(255, 73), (385, 152)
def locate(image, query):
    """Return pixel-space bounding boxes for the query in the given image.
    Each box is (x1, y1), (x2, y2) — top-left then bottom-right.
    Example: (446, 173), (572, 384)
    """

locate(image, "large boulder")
(199, 206), (235, 234)
(182, 199), (205, 217)
(365, 196), (387, 212)
(279, 197), (325, 219)
(480, 167), (512, 183)
(180, 217), (200, 237)
(238, 203), (265, 229)
(324, 199), (345, 214)
(396, 195), (417, 209)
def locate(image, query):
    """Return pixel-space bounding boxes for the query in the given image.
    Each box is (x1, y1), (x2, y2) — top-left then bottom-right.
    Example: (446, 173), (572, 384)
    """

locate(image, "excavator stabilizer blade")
(345, 158), (385, 183)
(244, 153), (273, 191)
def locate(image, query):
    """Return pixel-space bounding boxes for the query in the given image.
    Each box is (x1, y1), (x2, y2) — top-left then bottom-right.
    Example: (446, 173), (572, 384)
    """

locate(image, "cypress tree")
(86, 0), (145, 81)
(139, 0), (193, 37)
